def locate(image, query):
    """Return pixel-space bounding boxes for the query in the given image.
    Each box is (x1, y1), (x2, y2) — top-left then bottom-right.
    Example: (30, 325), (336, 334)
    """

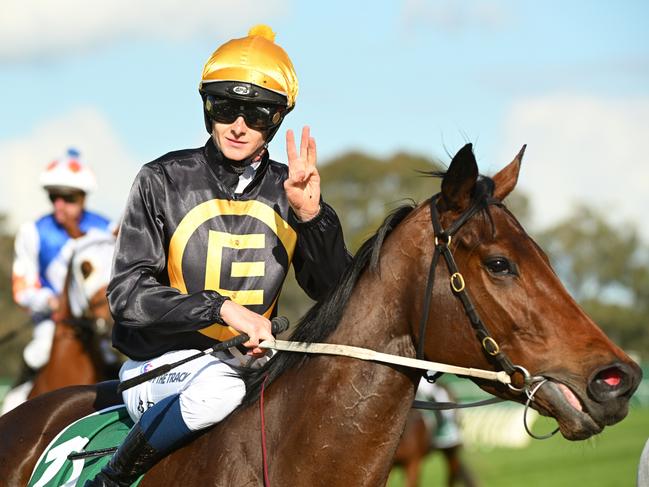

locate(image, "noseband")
(417, 193), (558, 439)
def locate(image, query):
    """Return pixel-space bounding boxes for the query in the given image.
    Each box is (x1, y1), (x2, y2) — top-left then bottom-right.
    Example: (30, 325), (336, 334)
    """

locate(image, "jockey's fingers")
(247, 346), (269, 358)
(256, 322), (273, 341)
(244, 319), (272, 347)
(288, 169), (306, 183)
(286, 129), (297, 164)
(299, 126), (310, 160)
(243, 328), (261, 346)
(307, 136), (317, 168)
(243, 339), (260, 350)
(243, 335), (272, 357)
(303, 166), (318, 181)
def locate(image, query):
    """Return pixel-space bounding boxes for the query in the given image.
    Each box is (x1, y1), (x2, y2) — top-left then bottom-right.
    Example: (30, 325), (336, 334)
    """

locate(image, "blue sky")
(1, 0), (648, 239)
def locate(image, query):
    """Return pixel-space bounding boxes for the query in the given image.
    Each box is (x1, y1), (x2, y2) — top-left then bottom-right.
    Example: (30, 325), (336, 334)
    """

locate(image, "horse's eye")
(485, 257), (516, 276)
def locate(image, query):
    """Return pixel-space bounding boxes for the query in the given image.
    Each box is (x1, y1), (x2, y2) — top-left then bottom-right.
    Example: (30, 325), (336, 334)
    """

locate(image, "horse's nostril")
(588, 364), (635, 402)
(595, 367), (623, 388)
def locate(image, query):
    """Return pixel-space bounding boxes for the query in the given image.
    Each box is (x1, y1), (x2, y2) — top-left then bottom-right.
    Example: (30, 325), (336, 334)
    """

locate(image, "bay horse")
(27, 230), (118, 399)
(0, 144), (642, 486)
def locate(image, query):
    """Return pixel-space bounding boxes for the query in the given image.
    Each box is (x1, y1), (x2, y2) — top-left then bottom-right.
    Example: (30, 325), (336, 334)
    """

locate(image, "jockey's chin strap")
(416, 193), (517, 379)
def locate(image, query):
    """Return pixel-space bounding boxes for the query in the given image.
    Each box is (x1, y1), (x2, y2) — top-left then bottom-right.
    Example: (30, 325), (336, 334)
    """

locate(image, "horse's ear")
(492, 145), (526, 201)
(80, 260), (93, 279)
(441, 143), (479, 210)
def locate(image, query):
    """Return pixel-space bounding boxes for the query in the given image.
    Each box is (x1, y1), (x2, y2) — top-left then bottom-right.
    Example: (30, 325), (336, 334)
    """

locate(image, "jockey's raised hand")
(284, 126), (321, 221)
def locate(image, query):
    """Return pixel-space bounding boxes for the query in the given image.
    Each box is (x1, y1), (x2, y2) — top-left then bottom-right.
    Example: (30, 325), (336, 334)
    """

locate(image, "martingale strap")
(416, 194), (517, 376)
(412, 397), (503, 411)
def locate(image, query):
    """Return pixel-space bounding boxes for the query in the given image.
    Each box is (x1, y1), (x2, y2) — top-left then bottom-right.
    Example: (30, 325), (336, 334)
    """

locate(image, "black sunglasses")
(205, 96), (286, 130)
(49, 193), (82, 204)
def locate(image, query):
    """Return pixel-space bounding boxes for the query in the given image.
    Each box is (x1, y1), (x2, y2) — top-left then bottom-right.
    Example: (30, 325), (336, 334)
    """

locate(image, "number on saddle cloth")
(28, 405), (135, 487)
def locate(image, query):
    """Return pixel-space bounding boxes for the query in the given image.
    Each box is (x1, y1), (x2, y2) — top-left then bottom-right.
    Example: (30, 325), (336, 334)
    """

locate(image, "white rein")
(259, 338), (511, 385)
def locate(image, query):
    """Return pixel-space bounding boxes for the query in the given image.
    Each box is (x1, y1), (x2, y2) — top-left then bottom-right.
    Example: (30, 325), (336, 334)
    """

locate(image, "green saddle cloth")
(28, 405), (143, 487)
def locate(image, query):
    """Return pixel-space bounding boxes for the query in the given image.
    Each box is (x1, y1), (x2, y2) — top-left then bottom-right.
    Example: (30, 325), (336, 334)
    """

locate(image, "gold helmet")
(199, 25), (298, 136)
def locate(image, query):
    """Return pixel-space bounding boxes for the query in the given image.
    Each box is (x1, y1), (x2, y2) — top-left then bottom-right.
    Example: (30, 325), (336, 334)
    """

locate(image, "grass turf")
(388, 405), (648, 487)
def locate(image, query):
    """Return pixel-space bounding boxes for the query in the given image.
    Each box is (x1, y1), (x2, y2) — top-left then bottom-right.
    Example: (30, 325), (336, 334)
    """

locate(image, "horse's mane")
(237, 172), (497, 410)
(237, 202), (417, 408)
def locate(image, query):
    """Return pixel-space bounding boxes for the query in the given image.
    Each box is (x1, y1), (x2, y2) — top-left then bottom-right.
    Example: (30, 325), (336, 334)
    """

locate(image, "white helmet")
(40, 148), (97, 194)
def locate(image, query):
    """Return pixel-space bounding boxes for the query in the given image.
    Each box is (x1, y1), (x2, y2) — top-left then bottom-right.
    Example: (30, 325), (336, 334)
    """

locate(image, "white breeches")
(0, 380), (33, 415)
(119, 349), (249, 431)
(23, 319), (55, 369)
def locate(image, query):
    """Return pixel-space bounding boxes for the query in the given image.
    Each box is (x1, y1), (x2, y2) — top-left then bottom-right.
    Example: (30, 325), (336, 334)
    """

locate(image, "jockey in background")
(417, 379), (464, 450)
(3, 148), (116, 413)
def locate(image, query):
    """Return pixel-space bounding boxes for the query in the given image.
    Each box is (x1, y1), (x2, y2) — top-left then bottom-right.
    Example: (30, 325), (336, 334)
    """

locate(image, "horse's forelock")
(475, 176), (495, 202)
(420, 169), (496, 206)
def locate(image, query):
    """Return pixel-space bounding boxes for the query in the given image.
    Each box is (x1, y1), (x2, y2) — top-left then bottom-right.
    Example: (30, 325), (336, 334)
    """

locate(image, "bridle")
(63, 301), (112, 342)
(416, 192), (558, 439)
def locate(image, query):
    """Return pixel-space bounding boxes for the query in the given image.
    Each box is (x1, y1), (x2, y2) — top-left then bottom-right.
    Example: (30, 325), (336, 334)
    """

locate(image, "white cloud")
(0, 0), (286, 61)
(400, 0), (509, 33)
(0, 108), (140, 231)
(502, 94), (649, 240)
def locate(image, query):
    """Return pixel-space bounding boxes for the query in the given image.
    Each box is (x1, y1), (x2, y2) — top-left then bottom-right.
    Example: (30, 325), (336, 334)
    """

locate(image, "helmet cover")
(200, 25), (298, 108)
(40, 148), (97, 194)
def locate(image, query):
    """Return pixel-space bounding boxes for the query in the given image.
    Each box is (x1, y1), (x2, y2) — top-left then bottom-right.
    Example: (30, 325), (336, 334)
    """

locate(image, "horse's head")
(67, 230), (116, 336)
(415, 143), (642, 440)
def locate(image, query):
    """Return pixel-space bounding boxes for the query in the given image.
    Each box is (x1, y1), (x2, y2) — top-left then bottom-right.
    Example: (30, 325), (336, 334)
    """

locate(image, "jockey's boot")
(83, 423), (164, 487)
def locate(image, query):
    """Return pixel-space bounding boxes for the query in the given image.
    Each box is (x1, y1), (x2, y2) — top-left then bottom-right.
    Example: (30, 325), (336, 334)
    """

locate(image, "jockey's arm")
(290, 202), (351, 301)
(107, 164), (230, 333)
(12, 222), (56, 315)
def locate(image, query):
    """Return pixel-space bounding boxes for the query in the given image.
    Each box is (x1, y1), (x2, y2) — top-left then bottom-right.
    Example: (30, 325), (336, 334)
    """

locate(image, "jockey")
(5, 149), (115, 413)
(85, 25), (351, 486)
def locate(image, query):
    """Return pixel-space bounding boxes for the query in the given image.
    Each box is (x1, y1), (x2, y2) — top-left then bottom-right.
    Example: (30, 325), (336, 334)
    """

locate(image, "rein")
(259, 339), (511, 384)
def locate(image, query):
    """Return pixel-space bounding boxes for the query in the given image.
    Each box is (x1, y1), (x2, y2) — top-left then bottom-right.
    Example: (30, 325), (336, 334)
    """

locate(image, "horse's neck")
(264, 225), (425, 480)
(30, 320), (98, 398)
(220, 259), (420, 485)
(53, 321), (96, 368)
(51, 320), (85, 354)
